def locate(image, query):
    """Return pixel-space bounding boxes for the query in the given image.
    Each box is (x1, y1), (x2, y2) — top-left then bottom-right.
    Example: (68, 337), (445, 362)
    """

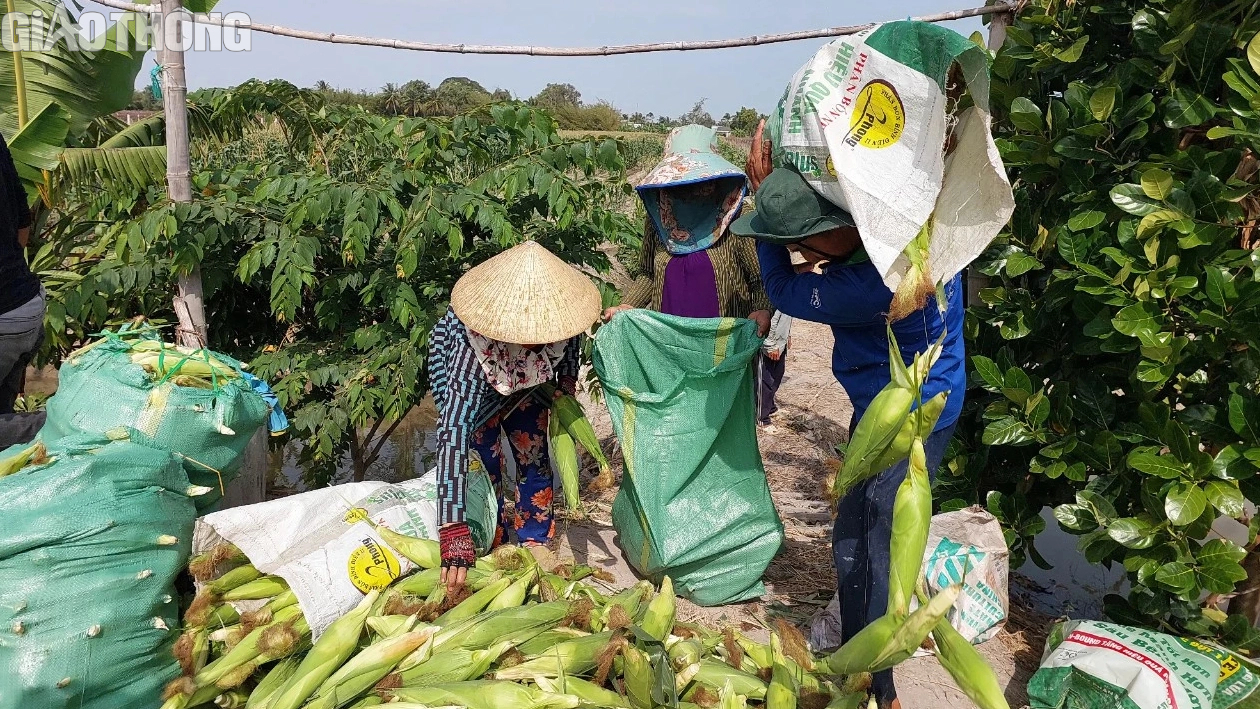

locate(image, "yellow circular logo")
(343, 507), (369, 525)
(825, 156), (837, 177)
(346, 537), (401, 593)
(845, 80), (905, 150)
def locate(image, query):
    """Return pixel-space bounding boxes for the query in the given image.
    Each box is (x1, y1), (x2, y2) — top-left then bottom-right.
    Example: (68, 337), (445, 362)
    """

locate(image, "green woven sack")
(42, 330), (269, 510)
(594, 310), (785, 606)
(0, 435), (194, 709)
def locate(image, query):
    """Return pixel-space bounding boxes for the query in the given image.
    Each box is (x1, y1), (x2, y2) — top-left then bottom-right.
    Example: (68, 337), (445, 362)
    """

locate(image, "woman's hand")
(602, 304), (634, 322)
(749, 310), (771, 338)
(439, 522), (475, 593)
(746, 120), (774, 193)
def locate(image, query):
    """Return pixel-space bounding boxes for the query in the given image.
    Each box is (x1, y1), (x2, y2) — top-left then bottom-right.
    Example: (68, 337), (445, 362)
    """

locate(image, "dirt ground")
(555, 318), (1046, 709)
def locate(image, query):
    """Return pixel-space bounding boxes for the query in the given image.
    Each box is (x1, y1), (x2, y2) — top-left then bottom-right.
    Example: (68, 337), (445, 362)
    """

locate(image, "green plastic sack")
(42, 330), (269, 510)
(0, 435), (194, 709)
(594, 310), (785, 606)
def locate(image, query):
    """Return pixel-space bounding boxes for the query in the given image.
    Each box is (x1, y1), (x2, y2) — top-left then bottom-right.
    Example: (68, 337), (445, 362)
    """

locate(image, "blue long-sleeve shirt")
(757, 241), (965, 431)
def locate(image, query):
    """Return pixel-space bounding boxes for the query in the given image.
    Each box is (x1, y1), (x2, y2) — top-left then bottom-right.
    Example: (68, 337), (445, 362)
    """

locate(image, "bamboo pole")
(6, 0), (26, 128)
(157, 0), (207, 350)
(93, 0), (1016, 56)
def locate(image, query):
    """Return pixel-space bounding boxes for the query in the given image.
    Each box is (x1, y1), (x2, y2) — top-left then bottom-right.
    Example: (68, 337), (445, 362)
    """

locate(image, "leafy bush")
(947, 0), (1260, 644)
(53, 82), (639, 486)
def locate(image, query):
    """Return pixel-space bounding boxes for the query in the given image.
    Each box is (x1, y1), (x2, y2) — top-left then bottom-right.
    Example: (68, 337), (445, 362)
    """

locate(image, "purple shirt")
(660, 249), (721, 318)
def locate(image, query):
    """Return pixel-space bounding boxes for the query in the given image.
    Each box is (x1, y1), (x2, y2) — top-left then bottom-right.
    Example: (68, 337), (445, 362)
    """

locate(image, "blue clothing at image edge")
(757, 240), (966, 431)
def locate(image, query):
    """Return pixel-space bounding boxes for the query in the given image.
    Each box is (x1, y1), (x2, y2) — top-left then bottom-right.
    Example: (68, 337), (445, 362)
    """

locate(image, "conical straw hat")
(451, 241), (601, 345)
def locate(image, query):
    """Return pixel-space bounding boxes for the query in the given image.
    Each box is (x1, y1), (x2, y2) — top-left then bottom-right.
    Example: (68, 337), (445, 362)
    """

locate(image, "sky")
(85, 0), (985, 119)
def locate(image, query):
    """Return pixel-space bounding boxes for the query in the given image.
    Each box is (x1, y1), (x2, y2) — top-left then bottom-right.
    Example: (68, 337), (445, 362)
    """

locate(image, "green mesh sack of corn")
(41, 326), (270, 510)
(0, 433), (195, 709)
(593, 310), (785, 606)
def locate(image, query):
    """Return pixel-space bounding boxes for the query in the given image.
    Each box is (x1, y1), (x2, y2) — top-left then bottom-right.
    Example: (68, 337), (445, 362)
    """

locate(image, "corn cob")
(888, 221), (935, 323)
(718, 680), (748, 709)
(863, 391), (947, 479)
(303, 627), (436, 709)
(244, 656), (301, 709)
(493, 631), (615, 680)
(390, 567), (442, 596)
(366, 615), (421, 639)
(825, 692), (869, 709)
(766, 634), (798, 709)
(485, 572), (533, 612)
(205, 564), (262, 596)
(431, 601), (570, 653)
(536, 674), (630, 708)
(517, 627), (591, 656)
(667, 638), (704, 671)
(591, 582), (650, 631)
(886, 437), (932, 617)
(833, 384), (915, 500)
(193, 605), (307, 687)
(639, 576), (675, 641)
(393, 639), (511, 687)
(733, 633), (771, 671)
(373, 525), (441, 570)
(267, 590), (378, 709)
(241, 591), (299, 630)
(549, 413), (582, 513)
(688, 659), (768, 699)
(553, 394), (613, 489)
(931, 619), (1010, 709)
(215, 690), (249, 708)
(222, 576), (289, 602)
(346, 696), (382, 708)
(388, 680), (580, 709)
(621, 645), (654, 709)
(0, 441), (46, 478)
(434, 576), (512, 625)
(815, 584), (961, 675)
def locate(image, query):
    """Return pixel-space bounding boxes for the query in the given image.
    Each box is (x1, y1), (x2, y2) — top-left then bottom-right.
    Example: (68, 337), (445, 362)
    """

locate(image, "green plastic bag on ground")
(42, 329), (270, 510)
(593, 310), (785, 606)
(0, 434), (194, 709)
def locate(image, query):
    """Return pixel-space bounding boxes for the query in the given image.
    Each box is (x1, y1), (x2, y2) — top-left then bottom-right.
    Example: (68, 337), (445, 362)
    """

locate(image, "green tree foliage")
(679, 99), (714, 127)
(729, 107), (764, 136)
(531, 83), (583, 110)
(947, 0), (1260, 644)
(50, 81), (638, 486)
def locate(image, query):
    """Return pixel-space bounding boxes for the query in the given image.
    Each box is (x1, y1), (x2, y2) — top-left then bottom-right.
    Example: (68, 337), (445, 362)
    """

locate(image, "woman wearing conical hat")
(429, 241), (601, 591)
(603, 125), (772, 336)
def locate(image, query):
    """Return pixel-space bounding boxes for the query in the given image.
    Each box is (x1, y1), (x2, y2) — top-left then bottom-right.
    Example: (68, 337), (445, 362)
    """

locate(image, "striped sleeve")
(622, 217), (659, 309)
(554, 335), (584, 394)
(434, 323), (486, 527)
(427, 309), (454, 411)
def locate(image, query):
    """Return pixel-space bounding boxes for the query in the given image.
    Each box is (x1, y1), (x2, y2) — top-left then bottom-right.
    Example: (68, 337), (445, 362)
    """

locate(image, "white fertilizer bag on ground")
(192, 457), (496, 637)
(1030, 620), (1260, 709)
(768, 20), (1015, 299)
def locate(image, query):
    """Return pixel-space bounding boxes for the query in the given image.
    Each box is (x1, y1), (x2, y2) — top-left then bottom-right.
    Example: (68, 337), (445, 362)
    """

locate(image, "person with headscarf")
(603, 125), (771, 336)
(429, 241), (602, 592)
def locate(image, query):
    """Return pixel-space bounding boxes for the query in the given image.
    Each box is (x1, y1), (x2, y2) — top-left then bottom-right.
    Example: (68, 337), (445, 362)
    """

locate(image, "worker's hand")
(439, 522), (475, 593)
(602, 304), (634, 322)
(746, 119), (774, 192)
(766, 349), (782, 362)
(749, 310), (771, 338)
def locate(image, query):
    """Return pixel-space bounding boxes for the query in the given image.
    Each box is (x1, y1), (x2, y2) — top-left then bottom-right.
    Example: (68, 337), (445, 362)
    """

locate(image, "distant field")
(557, 130), (665, 141)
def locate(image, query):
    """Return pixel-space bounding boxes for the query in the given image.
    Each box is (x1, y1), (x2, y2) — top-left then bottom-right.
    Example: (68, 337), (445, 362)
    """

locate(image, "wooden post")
(157, 1), (266, 507)
(965, 6), (1014, 309)
(158, 0), (207, 350)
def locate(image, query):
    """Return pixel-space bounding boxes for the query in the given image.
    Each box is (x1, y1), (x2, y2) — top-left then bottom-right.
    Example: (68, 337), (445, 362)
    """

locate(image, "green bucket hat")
(729, 168), (855, 244)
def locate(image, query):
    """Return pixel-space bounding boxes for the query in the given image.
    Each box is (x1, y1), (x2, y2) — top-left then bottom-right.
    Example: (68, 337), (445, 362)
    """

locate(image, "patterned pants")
(469, 396), (556, 546)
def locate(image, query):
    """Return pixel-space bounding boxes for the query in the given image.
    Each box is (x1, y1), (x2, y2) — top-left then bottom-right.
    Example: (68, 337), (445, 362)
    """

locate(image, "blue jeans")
(833, 421), (957, 707)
